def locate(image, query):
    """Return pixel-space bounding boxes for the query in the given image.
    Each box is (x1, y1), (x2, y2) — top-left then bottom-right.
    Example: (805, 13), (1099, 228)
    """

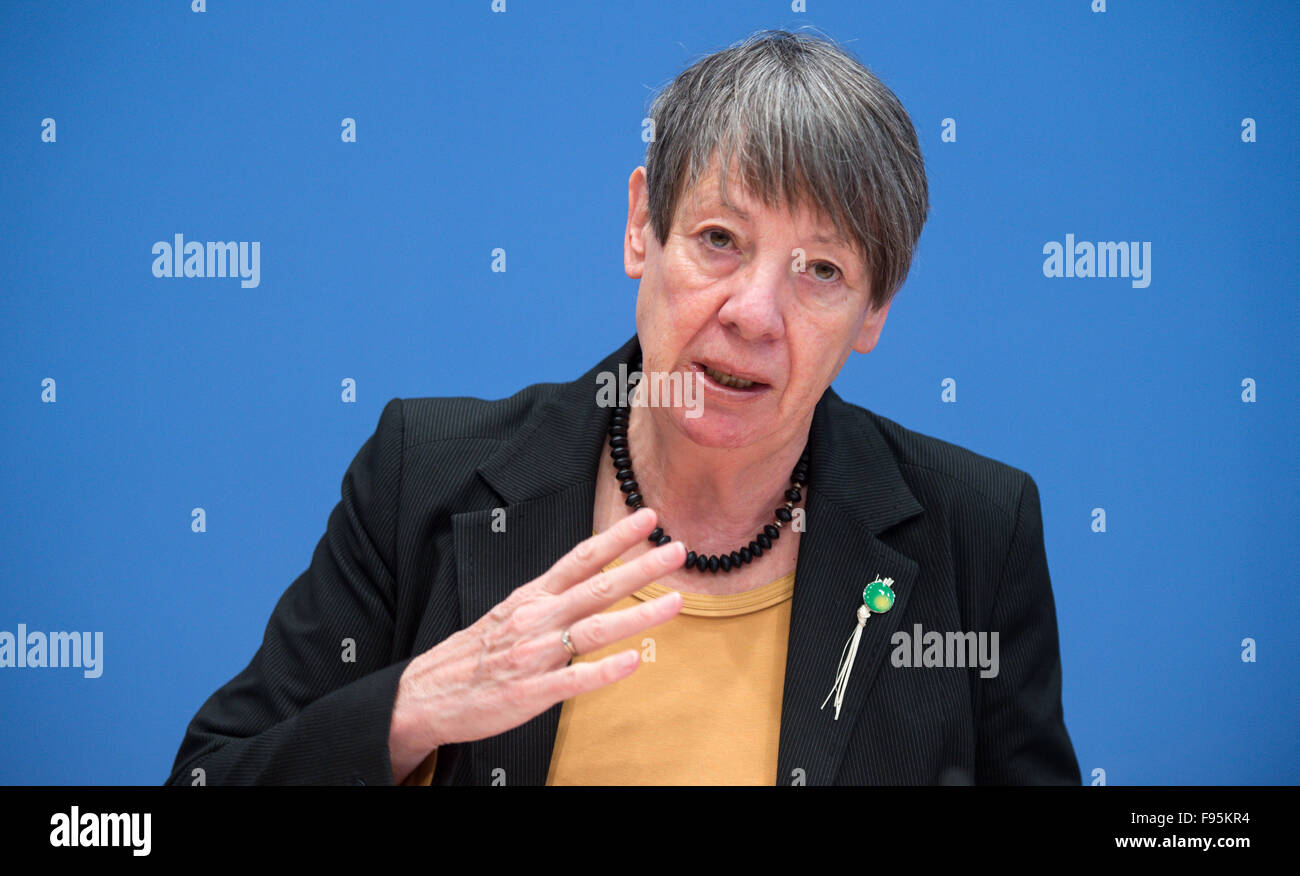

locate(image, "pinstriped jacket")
(167, 332), (1081, 786)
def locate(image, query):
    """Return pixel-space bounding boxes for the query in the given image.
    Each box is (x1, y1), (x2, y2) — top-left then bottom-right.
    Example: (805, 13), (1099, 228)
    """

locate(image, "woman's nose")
(715, 255), (787, 340)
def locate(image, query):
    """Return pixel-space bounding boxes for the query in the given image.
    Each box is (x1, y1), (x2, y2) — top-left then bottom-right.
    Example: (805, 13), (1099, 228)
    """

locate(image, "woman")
(168, 29), (1079, 786)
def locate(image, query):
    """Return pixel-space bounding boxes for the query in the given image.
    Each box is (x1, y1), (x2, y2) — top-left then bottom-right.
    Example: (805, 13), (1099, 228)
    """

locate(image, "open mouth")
(694, 362), (768, 392)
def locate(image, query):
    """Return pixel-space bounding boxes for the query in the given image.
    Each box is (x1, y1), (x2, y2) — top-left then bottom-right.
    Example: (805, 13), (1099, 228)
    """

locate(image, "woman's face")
(625, 156), (892, 453)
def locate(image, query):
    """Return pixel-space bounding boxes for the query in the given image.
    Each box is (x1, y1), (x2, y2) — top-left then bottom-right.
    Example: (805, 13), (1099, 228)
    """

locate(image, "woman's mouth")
(694, 362), (769, 393)
(703, 365), (756, 388)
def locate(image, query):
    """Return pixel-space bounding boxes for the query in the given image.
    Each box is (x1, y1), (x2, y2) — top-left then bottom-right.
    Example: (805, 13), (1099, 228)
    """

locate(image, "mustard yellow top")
(400, 543), (795, 786)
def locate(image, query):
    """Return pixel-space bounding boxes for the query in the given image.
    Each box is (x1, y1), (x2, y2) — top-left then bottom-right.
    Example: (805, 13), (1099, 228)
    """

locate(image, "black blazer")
(167, 333), (1080, 786)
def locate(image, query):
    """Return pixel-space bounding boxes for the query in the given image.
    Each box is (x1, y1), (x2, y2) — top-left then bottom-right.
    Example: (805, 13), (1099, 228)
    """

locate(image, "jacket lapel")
(452, 333), (925, 785)
(774, 388), (924, 785)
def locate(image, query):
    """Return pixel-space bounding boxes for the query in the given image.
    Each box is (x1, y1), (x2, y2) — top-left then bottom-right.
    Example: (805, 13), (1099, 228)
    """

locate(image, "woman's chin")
(666, 406), (763, 449)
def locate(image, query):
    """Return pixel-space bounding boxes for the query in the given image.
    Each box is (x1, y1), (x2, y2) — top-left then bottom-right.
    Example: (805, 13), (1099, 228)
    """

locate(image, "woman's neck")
(623, 401), (809, 559)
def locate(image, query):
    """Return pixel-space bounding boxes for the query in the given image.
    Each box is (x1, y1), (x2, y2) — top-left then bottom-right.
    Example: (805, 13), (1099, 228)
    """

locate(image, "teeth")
(703, 366), (756, 389)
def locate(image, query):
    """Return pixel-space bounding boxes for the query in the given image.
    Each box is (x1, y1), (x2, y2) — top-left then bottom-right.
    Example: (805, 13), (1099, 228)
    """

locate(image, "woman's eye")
(811, 262), (840, 282)
(705, 229), (732, 249)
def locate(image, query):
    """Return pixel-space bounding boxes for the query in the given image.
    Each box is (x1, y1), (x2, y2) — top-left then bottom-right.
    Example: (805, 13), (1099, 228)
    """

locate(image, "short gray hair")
(644, 29), (929, 312)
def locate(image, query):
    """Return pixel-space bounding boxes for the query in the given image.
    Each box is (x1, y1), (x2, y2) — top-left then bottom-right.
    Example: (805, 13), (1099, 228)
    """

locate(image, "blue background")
(1, 0), (1296, 785)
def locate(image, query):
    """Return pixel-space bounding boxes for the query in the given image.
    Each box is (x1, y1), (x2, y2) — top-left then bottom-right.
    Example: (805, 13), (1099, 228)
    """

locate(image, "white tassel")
(821, 604), (871, 720)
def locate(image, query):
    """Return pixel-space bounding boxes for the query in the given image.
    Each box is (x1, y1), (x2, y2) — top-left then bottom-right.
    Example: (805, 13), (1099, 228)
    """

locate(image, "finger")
(548, 539), (684, 627)
(564, 589), (683, 660)
(520, 648), (644, 709)
(492, 589), (681, 677)
(535, 506), (660, 595)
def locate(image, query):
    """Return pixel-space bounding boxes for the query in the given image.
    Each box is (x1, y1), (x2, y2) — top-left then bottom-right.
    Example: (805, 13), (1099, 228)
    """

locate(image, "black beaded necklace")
(608, 365), (809, 573)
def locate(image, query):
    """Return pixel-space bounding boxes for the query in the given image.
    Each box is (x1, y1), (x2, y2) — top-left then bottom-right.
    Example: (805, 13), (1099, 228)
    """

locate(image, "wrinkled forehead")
(676, 149), (854, 249)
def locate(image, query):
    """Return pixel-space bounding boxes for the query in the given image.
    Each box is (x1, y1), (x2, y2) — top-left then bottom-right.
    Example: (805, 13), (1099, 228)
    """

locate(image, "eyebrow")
(717, 200), (751, 222)
(809, 232), (851, 248)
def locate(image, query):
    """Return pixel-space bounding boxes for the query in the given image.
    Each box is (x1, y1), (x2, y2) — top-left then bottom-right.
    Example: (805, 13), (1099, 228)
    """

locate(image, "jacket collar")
(454, 332), (925, 785)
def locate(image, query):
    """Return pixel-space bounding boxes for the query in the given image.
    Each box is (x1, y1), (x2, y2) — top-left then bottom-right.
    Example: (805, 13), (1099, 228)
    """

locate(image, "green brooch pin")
(822, 574), (897, 720)
(864, 576), (896, 614)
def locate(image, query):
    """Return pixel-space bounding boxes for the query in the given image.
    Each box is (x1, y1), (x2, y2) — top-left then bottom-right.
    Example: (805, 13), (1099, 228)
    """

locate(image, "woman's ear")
(625, 166), (651, 280)
(853, 297), (892, 354)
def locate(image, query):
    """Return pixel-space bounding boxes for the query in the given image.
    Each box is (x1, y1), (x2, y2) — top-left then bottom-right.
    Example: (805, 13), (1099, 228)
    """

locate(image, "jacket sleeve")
(166, 397), (416, 786)
(974, 473), (1081, 785)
